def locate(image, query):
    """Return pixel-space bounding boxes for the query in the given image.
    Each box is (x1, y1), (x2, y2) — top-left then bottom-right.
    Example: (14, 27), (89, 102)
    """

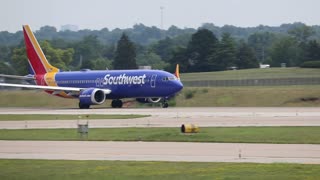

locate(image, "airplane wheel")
(79, 103), (90, 109)
(111, 100), (117, 108)
(162, 102), (169, 108)
(117, 100), (123, 108)
(111, 99), (123, 108)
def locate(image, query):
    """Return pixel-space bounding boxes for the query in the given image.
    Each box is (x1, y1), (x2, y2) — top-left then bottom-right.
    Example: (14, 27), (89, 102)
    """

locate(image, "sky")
(0, 0), (319, 32)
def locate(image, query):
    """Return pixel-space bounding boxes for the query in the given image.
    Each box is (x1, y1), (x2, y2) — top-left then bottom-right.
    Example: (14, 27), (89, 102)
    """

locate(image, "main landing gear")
(79, 103), (90, 109)
(111, 99), (123, 108)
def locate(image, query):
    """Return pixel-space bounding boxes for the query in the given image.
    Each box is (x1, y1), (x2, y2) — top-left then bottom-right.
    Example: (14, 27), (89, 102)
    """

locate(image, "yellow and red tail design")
(23, 25), (59, 75)
(174, 64), (180, 80)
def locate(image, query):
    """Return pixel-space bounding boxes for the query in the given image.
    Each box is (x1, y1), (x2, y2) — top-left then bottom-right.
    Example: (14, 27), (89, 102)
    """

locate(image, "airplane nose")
(174, 81), (183, 92)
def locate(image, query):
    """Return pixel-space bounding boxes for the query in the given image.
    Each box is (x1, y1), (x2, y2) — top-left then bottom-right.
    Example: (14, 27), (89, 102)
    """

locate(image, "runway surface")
(1, 107), (320, 164)
(0, 107), (319, 129)
(1, 140), (320, 164)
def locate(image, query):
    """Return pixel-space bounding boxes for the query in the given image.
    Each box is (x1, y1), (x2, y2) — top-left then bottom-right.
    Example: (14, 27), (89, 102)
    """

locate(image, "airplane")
(0, 25), (183, 109)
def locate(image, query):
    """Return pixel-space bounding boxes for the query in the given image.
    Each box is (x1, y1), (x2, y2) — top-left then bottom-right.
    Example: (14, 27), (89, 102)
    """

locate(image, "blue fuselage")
(53, 69), (183, 99)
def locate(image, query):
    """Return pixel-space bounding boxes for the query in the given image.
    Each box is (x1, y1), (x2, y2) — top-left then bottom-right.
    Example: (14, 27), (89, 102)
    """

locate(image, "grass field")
(174, 85), (320, 107)
(0, 114), (149, 121)
(0, 85), (319, 108)
(0, 159), (319, 180)
(180, 67), (320, 81)
(1, 127), (320, 144)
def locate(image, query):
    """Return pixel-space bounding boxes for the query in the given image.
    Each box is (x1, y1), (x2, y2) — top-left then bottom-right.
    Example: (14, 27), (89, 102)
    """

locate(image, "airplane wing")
(0, 74), (35, 80)
(0, 83), (112, 94)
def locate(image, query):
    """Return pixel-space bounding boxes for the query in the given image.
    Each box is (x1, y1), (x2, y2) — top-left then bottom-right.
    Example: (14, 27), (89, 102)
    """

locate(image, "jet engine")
(79, 88), (106, 105)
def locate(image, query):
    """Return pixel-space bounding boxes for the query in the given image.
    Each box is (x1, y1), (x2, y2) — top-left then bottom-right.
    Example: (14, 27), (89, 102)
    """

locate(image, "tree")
(304, 40), (320, 61)
(236, 41), (259, 69)
(11, 47), (28, 75)
(92, 57), (113, 70)
(186, 29), (218, 72)
(0, 61), (13, 74)
(248, 32), (276, 63)
(0, 45), (11, 62)
(11, 41), (74, 75)
(209, 33), (237, 71)
(36, 26), (58, 40)
(136, 51), (168, 70)
(71, 35), (103, 69)
(288, 24), (314, 43)
(152, 37), (174, 61)
(40, 40), (74, 70)
(269, 36), (300, 67)
(113, 33), (137, 69)
(168, 47), (188, 72)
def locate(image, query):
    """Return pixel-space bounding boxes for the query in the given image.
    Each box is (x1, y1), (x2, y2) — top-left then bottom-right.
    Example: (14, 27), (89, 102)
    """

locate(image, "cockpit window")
(162, 77), (169, 81)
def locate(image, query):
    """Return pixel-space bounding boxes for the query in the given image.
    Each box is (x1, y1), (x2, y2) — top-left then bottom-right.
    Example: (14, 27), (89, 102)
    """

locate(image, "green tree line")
(1, 22), (320, 75)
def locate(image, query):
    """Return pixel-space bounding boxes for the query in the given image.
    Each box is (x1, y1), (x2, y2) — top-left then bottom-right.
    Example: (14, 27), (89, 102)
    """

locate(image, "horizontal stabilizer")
(0, 74), (35, 80)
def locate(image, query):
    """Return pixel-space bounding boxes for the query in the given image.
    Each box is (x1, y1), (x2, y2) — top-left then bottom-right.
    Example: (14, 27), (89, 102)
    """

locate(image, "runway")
(0, 107), (319, 129)
(1, 140), (320, 164)
(1, 107), (320, 164)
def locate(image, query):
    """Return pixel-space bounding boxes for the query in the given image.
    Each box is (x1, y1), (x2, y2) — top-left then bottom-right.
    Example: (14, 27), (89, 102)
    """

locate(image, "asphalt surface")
(1, 107), (320, 164)
(0, 107), (319, 129)
(1, 140), (320, 164)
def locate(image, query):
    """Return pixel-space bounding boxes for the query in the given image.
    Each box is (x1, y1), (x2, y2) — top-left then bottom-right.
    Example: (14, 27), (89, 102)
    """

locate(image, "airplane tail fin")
(23, 25), (59, 75)
(27, 62), (35, 75)
(174, 64), (180, 80)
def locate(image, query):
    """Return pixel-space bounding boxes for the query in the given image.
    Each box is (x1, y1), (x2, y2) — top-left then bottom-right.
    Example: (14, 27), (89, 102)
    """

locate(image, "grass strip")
(0, 127), (320, 144)
(181, 67), (320, 81)
(0, 159), (320, 180)
(0, 114), (150, 121)
(0, 85), (320, 107)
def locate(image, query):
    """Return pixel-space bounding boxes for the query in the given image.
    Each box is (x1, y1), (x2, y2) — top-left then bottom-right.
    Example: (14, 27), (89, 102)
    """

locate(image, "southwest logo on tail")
(0, 25), (183, 109)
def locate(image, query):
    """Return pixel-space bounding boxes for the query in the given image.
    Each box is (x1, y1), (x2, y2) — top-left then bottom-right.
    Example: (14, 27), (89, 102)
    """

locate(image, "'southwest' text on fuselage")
(103, 74), (147, 85)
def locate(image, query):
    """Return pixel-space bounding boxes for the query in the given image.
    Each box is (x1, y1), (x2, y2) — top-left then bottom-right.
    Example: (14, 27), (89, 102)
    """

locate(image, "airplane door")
(150, 74), (157, 88)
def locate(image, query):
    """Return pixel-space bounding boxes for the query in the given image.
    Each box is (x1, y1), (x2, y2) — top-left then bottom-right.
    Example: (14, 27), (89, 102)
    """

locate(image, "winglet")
(174, 64), (180, 80)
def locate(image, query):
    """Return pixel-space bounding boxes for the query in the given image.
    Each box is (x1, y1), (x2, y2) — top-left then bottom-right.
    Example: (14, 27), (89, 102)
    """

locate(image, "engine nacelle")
(136, 97), (162, 103)
(79, 88), (106, 105)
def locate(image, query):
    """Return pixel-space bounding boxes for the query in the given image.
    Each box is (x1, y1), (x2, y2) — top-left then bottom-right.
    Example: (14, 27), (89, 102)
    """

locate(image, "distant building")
(60, 24), (79, 32)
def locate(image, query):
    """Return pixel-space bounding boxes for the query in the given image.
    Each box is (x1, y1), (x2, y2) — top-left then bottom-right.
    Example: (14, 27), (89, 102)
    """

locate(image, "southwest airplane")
(0, 25), (183, 109)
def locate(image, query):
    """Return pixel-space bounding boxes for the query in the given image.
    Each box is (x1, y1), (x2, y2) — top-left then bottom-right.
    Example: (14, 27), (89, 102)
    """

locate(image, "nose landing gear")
(161, 98), (169, 108)
(162, 102), (169, 108)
